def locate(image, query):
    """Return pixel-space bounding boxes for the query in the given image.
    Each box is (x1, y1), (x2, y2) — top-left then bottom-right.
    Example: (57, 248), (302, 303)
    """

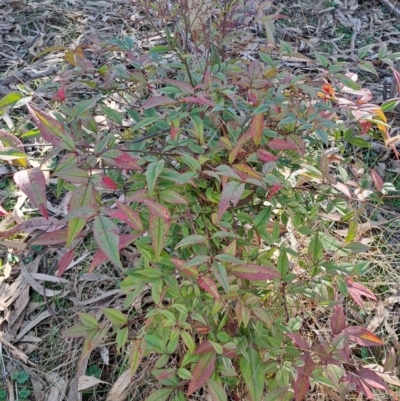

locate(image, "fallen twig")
(0, 66), (62, 96)
(377, 0), (400, 19)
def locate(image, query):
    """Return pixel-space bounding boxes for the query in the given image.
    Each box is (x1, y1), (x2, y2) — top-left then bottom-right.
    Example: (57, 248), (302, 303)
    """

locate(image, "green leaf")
(214, 254), (243, 264)
(93, 215), (122, 269)
(277, 250), (289, 276)
(343, 242), (369, 253)
(146, 159), (165, 196)
(0, 147), (28, 161)
(358, 60), (378, 76)
(178, 368), (193, 380)
(159, 190), (188, 205)
(357, 44), (374, 60)
(347, 137), (371, 148)
(67, 183), (97, 246)
(0, 92), (24, 116)
(264, 387), (291, 401)
(55, 167), (89, 185)
(382, 99), (400, 112)
(181, 330), (196, 353)
(180, 152), (201, 171)
(345, 218), (358, 244)
(149, 214), (170, 260)
(336, 74), (360, 90)
(116, 327), (129, 353)
(254, 207), (271, 231)
(184, 255), (210, 268)
(79, 313), (99, 329)
(102, 308), (127, 326)
(175, 235), (208, 249)
(190, 115), (204, 144)
(212, 262), (229, 293)
(62, 324), (91, 338)
(240, 348), (265, 401)
(207, 379), (228, 401)
(309, 233), (322, 262)
(144, 388), (173, 401)
(315, 129), (329, 145)
(145, 334), (165, 353)
(101, 105), (123, 125)
(130, 116), (158, 132)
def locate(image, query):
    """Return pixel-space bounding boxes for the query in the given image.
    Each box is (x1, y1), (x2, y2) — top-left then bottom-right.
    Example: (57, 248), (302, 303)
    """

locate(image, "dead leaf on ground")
(105, 369), (131, 401)
(78, 375), (108, 391)
(20, 262), (70, 298)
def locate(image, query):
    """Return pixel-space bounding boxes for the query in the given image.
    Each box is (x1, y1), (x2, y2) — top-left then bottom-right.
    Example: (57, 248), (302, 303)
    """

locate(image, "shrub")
(1, 3), (400, 400)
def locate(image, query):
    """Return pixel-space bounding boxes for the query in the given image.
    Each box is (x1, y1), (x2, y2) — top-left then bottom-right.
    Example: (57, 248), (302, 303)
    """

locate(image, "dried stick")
(377, 0), (400, 19)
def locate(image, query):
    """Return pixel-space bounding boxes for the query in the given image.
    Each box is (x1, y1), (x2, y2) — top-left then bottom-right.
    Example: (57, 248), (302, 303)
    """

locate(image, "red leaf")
(257, 149), (279, 163)
(197, 276), (221, 300)
(342, 372), (374, 400)
(228, 130), (252, 164)
(142, 96), (177, 109)
(194, 341), (214, 355)
(51, 84), (66, 102)
(181, 94), (214, 107)
(267, 183), (282, 200)
(171, 258), (199, 278)
(330, 305), (346, 335)
(294, 352), (315, 401)
(101, 176), (117, 190)
(164, 78), (194, 94)
(250, 114), (264, 146)
(27, 104), (75, 151)
(31, 228), (69, 245)
(345, 276), (377, 308)
(232, 163), (262, 180)
(0, 217), (64, 238)
(58, 249), (74, 277)
(88, 233), (139, 273)
(389, 66), (400, 95)
(170, 120), (180, 141)
(358, 368), (388, 391)
(286, 333), (309, 351)
(101, 149), (142, 170)
(125, 189), (152, 203)
(267, 138), (298, 152)
(115, 201), (143, 231)
(143, 199), (170, 221)
(230, 264), (280, 281)
(0, 203), (8, 216)
(333, 182), (351, 199)
(311, 342), (337, 365)
(217, 181), (245, 221)
(370, 168), (383, 191)
(343, 326), (385, 347)
(187, 352), (216, 396)
(14, 168), (48, 219)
